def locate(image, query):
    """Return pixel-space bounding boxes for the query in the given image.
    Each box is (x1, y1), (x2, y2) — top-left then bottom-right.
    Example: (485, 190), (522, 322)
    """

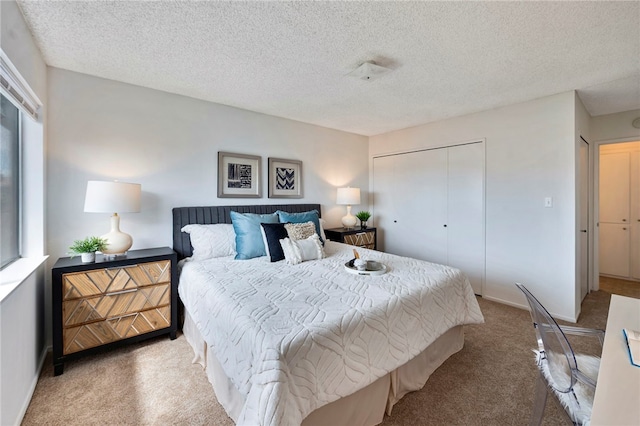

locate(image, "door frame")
(592, 136), (640, 291)
(578, 136), (590, 300)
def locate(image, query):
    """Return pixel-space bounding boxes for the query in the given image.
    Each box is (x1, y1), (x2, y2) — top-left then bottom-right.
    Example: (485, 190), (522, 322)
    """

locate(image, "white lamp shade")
(84, 180), (141, 255)
(337, 187), (360, 228)
(336, 187), (361, 205)
(84, 181), (141, 213)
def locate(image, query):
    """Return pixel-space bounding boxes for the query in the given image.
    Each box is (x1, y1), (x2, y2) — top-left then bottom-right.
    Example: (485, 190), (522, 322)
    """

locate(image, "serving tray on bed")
(344, 259), (388, 276)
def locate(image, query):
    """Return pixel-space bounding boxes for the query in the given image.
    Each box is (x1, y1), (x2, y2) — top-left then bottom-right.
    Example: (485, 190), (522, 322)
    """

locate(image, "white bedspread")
(179, 241), (484, 426)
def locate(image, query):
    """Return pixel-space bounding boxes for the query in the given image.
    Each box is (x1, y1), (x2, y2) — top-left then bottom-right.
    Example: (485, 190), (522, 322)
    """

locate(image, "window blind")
(0, 50), (41, 120)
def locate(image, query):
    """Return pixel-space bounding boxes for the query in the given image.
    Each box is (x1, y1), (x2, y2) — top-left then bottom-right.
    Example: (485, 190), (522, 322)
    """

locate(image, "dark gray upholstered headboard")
(172, 204), (322, 260)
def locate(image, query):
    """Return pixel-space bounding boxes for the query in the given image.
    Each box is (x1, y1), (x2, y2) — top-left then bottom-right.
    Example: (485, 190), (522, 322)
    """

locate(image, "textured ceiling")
(16, 1), (640, 136)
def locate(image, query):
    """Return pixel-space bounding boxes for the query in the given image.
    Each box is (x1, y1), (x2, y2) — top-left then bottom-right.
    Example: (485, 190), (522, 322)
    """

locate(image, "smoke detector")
(632, 117), (640, 129)
(347, 61), (392, 81)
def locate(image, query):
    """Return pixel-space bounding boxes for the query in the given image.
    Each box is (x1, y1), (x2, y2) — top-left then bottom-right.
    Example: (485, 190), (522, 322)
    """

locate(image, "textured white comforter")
(179, 241), (484, 426)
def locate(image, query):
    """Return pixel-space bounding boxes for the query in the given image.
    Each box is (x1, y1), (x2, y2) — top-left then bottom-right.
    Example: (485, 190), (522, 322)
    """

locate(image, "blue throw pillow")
(260, 222), (289, 262)
(276, 210), (323, 244)
(230, 211), (279, 260)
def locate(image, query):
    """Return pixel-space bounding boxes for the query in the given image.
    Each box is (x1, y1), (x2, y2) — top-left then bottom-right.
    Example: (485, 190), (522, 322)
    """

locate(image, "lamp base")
(341, 214), (357, 229)
(101, 213), (133, 255)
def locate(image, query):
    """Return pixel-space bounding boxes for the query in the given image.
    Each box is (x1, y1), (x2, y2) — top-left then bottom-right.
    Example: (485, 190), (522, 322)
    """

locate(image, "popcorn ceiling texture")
(16, 1), (640, 136)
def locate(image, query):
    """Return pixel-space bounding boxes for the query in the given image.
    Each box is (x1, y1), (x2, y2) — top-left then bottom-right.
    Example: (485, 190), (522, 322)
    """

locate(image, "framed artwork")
(217, 152), (261, 198)
(268, 158), (303, 199)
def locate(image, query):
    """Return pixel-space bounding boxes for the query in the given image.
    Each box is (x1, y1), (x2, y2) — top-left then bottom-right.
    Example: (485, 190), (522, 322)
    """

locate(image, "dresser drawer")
(63, 283), (170, 327)
(344, 231), (375, 249)
(62, 260), (171, 300)
(63, 306), (171, 354)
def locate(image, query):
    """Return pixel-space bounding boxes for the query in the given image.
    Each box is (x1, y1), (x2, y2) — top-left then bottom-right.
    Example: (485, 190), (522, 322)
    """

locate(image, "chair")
(516, 283), (605, 426)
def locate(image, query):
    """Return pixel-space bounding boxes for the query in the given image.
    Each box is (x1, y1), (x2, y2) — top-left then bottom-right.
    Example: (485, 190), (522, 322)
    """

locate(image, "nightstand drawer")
(344, 232), (375, 249)
(62, 260), (171, 300)
(63, 283), (170, 327)
(325, 227), (377, 250)
(63, 306), (171, 354)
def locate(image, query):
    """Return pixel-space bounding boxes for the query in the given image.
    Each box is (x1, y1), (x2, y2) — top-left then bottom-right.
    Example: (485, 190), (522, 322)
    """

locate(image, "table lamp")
(337, 187), (360, 229)
(84, 180), (141, 255)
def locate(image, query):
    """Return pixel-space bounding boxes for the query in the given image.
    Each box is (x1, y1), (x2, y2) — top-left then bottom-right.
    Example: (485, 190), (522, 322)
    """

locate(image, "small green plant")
(355, 211), (371, 222)
(68, 236), (108, 256)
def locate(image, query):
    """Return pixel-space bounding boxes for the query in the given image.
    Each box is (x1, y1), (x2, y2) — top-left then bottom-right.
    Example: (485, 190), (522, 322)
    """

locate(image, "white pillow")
(319, 218), (327, 242)
(181, 224), (236, 260)
(279, 234), (325, 265)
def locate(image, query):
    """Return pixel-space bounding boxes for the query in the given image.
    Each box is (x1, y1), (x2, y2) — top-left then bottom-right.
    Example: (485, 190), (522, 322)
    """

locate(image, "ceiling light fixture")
(347, 61), (392, 81)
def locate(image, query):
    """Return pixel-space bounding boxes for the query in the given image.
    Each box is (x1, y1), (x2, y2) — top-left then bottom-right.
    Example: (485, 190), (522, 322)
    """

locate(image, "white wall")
(370, 92), (578, 321)
(47, 68), (369, 265)
(0, 267), (46, 426)
(591, 109), (640, 142)
(0, 1), (48, 425)
(0, 2), (47, 99)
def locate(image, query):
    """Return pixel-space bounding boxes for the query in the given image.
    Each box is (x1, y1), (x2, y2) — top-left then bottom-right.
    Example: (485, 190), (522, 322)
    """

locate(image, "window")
(1, 93), (20, 268)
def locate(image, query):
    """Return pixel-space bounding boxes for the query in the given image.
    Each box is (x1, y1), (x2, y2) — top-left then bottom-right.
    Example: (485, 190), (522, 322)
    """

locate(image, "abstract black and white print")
(218, 152), (261, 198)
(276, 167), (295, 190)
(268, 158), (302, 198)
(227, 163), (252, 189)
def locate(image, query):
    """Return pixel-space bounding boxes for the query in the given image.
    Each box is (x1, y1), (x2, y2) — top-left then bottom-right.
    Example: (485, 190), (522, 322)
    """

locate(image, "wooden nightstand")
(325, 227), (377, 250)
(52, 247), (177, 375)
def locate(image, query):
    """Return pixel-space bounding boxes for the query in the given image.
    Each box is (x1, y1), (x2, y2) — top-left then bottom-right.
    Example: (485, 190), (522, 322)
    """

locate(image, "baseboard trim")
(15, 346), (49, 425)
(482, 295), (578, 323)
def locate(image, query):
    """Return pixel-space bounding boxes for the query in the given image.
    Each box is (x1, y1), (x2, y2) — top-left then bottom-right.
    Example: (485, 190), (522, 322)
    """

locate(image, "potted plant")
(355, 211), (371, 229)
(69, 236), (108, 263)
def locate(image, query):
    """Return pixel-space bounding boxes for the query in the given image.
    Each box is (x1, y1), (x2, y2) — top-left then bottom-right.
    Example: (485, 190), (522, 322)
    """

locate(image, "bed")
(173, 204), (484, 426)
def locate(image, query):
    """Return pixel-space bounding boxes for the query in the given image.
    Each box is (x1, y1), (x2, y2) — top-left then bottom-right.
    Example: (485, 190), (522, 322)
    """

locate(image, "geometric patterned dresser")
(52, 247), (177, 375)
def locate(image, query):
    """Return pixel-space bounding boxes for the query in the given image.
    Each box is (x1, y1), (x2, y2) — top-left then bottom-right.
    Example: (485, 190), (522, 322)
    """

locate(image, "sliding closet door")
(399, 149), (448, 263)
(447, 143), (484, 294)
(372, 155), (398, 254)
(373, 149), (447, 263)
(374, 142), (485, 295)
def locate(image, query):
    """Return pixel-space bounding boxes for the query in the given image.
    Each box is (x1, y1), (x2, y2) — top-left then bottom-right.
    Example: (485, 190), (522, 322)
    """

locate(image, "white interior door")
(599, 223), (630, 277)
(447, 143), (484, 295)
(631, 152), (640, 280)
(373, 143), (486, 294)
(579, 139), (589, 300)
(600, 152), (630, 223)
(373, 149), (448, 262)
(403, 149), (448, 264)
(631, 225), (640, 280)
(372, 155), (397, 253)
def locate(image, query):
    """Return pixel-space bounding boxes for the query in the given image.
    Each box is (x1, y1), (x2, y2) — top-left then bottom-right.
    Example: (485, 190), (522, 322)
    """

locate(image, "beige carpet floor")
(23, 289), (622, 426)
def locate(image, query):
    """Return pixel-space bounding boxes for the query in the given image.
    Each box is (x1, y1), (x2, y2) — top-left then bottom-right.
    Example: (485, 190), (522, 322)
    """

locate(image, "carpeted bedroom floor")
(22, 282), (634, 426)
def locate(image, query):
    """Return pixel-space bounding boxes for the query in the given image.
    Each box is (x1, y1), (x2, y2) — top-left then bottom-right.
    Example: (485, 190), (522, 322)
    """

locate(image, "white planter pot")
(80, 252), (96, 263)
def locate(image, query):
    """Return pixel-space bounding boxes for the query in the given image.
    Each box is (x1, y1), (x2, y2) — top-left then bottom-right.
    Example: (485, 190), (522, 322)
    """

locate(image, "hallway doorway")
(597, 140), (640, 291)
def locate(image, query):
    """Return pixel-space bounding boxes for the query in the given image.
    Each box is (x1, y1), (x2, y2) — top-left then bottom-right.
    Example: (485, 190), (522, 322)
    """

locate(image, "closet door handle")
(580, 230), (587, 233)
(622, 219), (627, 222)
(443, 224), (447, 228)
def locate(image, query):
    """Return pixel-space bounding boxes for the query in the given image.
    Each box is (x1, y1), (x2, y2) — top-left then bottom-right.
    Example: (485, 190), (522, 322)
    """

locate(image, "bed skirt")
(184, 311), (464, 426)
